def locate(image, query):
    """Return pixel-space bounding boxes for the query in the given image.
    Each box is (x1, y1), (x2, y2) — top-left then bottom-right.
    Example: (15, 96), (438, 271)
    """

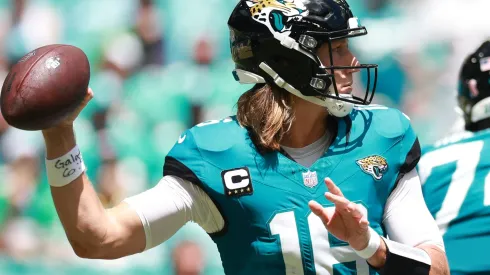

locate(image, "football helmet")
(458, 40), (490, 131)
(228, 0), (378, 117)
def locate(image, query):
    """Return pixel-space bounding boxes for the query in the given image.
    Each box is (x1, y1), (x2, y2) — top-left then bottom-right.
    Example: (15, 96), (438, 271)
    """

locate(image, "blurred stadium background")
(0, 0), (489, 274)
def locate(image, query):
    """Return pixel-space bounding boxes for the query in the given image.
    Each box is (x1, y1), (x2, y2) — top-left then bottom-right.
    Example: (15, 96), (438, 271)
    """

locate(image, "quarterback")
(419, 40), (490, 275)
(41, 0), (448, 274)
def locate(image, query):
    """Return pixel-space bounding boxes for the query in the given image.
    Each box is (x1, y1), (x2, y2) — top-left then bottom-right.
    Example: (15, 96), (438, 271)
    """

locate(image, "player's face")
(317, 39), (360, 94)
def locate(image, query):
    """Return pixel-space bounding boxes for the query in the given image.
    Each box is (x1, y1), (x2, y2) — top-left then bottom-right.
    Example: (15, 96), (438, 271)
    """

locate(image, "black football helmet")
(458, 40), (490, 131)
(228, 0), (378, 117)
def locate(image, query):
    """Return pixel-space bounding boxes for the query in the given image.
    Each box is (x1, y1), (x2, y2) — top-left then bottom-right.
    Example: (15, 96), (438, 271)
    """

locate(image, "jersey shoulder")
(188, 116), (248, 153)
(422, 130), (481, 155)
(418, 129), (490, 187)
(351, 104), (413, 140)
(419, 129), (490, 173)
(348, 105), (420, 177)
(350, 105), (418, 158)
(164, 116), (254, 179)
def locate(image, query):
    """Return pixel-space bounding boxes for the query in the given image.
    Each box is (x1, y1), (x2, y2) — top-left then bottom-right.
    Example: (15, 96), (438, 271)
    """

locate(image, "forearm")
(366, 236), (448, 275)
(366, 237), (386, 268)
(417, 244), (449, 275)
(43, 127), (111, 255)
(375, 168), (448, 274)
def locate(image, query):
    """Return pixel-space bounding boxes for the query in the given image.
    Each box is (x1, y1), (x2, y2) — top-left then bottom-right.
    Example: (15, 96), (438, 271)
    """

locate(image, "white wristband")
(46, 145), (86, 187)
(353, 227), (381, 259)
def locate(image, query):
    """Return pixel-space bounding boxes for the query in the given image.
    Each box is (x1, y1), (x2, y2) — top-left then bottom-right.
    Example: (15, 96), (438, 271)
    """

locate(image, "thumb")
(78, 87), (94, 110)
(43, 88), (94, 132)
(69, 87), (93, 119)
(358, 216), (370, 230)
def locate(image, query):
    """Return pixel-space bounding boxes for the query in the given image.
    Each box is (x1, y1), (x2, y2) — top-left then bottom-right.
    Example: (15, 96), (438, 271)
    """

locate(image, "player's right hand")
(309, 177), (371, 251)
(42, 87), (93, 134)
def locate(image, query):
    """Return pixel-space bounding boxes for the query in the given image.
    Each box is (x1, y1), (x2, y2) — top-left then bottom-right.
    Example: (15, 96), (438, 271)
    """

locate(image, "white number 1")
(419, 140), (488, 235)
(269, 206), (369, 275)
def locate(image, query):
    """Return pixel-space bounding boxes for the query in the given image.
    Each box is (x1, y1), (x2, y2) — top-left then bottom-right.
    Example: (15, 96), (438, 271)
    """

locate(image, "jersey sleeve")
(163, 129), (204, 186)
(123, 175), (224, 251)
(383, 168), (444, 250)
(396, 112), (421, 183)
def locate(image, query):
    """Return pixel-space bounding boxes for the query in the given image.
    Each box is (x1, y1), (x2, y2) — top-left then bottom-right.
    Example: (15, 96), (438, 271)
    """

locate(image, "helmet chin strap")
(257, 62), (354, 117)
(471, 97), (490, 123)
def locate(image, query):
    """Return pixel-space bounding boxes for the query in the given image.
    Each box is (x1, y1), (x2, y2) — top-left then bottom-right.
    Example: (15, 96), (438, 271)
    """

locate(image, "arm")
(417, 244), (448, 275)
(124, 174), (224, 251)
(43, 127), (223, 259)
(379, 168), (449, 275)
(43, 127), (144, 259)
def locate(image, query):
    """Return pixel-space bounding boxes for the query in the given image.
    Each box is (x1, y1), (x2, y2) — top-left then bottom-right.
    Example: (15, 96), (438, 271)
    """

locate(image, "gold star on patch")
(234, 190), (238, 194)
(228, 191), (232, 195)
(240, 189), (244, 193)
(247, 187), (250, 192)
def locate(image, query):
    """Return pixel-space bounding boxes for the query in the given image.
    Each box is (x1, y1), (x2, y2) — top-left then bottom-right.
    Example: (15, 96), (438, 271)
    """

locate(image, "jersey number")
(196, 117), (233, 127)
(269, 206), (369, 274)
(419, 140), (490, 235)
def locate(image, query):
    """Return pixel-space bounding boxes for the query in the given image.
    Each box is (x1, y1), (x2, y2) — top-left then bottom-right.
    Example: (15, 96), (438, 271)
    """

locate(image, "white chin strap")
(234, 63), (353, 117)
(471, 97), (490, 122)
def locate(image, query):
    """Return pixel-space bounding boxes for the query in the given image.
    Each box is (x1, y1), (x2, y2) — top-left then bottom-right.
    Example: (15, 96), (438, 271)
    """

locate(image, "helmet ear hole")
(271, 55), (289, 67)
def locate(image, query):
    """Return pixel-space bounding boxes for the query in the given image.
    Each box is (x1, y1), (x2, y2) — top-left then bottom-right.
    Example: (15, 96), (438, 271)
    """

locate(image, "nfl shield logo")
(302, 170), (318, 188)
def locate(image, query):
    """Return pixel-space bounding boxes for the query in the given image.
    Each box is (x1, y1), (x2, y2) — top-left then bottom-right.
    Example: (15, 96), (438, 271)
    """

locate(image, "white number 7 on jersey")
(418, 140), (487, 235)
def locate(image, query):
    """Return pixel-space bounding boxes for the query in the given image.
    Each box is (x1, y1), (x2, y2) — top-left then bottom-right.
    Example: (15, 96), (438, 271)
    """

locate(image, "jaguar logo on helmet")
(246, 0), (308, 35)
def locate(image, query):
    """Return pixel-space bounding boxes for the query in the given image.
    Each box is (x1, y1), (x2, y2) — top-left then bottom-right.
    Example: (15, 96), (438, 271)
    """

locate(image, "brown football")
(0, 44), (90, 131)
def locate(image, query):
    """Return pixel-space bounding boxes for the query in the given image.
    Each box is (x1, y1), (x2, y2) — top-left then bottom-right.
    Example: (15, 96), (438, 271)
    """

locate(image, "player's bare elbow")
(71, 205), (147, 260)
(417, 243), (450, 275)
(69, 237), (132, 260)
(69, 238), (104, 259)
(417, 242), (446, 259)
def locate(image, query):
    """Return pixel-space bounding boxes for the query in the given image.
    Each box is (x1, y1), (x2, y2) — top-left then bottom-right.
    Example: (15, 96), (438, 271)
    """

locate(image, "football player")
(419, 40), (490, 275)
(41, 0), (448, 274)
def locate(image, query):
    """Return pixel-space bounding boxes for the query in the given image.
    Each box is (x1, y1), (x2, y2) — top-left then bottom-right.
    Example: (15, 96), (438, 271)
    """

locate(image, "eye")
(333, 43), (349, 55)
(332, 45), (343, 53)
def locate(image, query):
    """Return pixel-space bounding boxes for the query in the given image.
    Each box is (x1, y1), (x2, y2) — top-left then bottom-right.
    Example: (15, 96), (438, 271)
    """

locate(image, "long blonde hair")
(236, 84), (295, 153)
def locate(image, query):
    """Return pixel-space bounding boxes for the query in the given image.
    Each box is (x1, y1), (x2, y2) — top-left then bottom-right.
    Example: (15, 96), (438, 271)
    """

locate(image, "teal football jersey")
(419, 129), (490, 275)
(164, 106), (420, 275)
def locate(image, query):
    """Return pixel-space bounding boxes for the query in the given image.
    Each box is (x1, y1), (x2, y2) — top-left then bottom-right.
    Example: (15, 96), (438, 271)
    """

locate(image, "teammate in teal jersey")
(419, 40), (490, 275)
(38, 0), (448, 274)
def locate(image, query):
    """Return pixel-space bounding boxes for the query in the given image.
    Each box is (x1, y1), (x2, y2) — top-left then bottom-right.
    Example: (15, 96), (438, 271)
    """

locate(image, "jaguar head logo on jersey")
(356, 155), (388, 180)
(245, 0), (308, 35)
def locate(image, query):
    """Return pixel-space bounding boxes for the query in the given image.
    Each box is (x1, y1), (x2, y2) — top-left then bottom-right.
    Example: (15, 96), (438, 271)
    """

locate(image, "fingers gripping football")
(41, 87), (93, 135)
(56, 88), (93, 128)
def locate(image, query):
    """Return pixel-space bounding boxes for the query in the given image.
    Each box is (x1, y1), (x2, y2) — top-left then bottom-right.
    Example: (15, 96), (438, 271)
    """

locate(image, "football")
(0, 44), (90, 131)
